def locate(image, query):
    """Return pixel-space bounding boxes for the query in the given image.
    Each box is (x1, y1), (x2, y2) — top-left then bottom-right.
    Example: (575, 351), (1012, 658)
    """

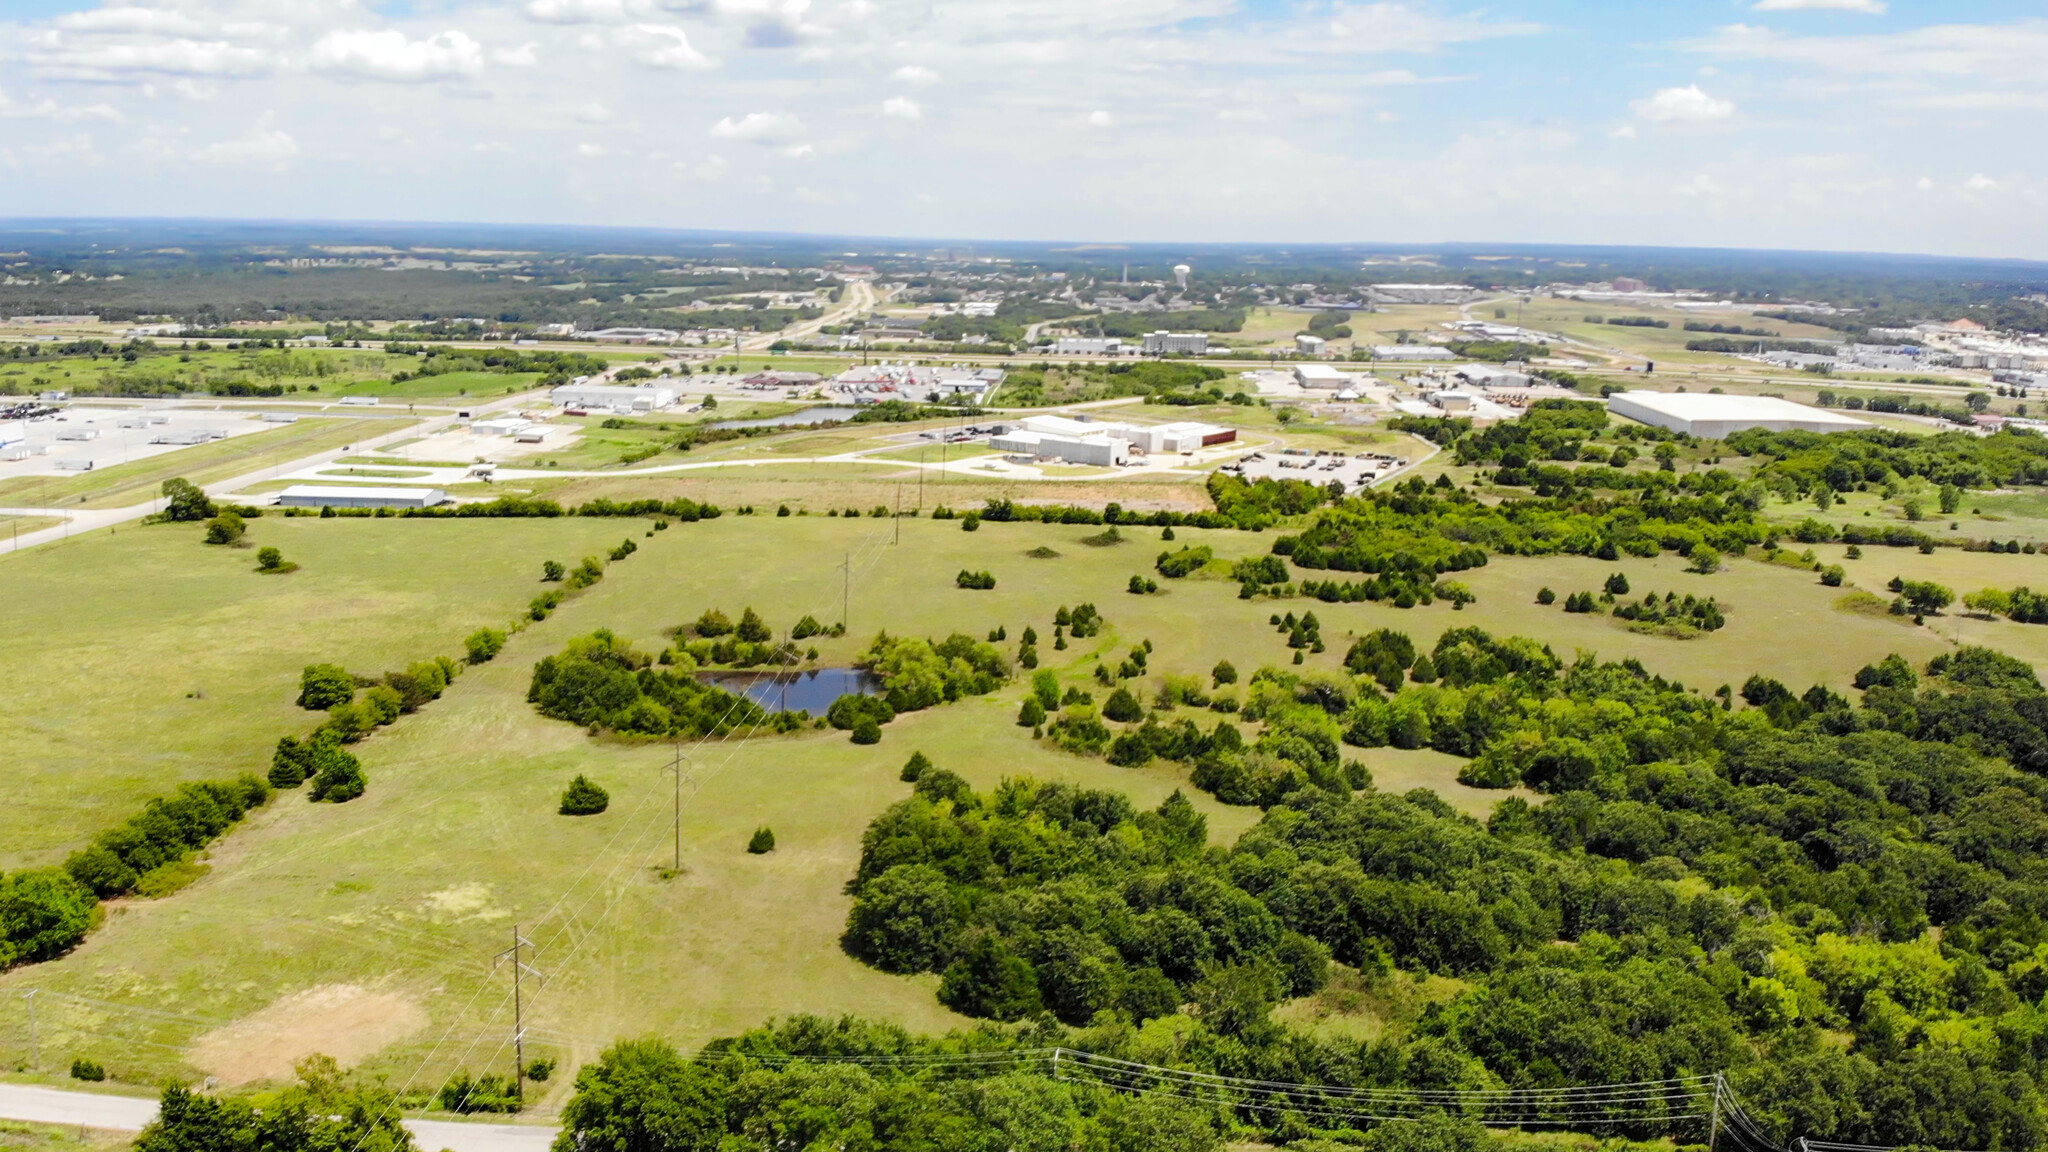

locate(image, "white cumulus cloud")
(526, 0), (643, 24)
(1753, 0), (1886, 12)
(1086, 109), (1113, 128)
(710, 110), (802, 142)
(577, 101), (614, 123)
(310, 30), (485, 83)
(620, 24), (711, 69)
(195, 117), (298, 167)
(1631, 84), (1735, 123)
(494, 42), (540, 67)
(881, 96), (921, 120)
(890, 64), (940, 86)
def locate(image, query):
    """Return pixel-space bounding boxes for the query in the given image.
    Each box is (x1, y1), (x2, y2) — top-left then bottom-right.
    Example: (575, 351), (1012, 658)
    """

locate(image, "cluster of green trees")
(136, 1056), (415, 1152)
(528, 630), (784, 737)
(671, 606), (802, 668)
(1155, 545), (1214, 578)
(1964, 585), (2048, 624)
(830, 635), (2048, 1147)
(296, 657), (459, 745)
(1269, 476), (1762, 581)
(386, 346), (608, 386)
(1449, 399), (1613, 466)
(957, 570), (998, 590)
(1611, 590), (1728, 633)
(862, 632), (1010, 715)
(1731, 427), (2048, 492)
(549, 1027), (1223, 1152)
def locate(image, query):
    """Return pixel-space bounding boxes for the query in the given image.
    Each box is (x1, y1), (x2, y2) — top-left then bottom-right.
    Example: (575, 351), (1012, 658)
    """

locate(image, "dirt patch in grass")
(190, 984), (427, 1085)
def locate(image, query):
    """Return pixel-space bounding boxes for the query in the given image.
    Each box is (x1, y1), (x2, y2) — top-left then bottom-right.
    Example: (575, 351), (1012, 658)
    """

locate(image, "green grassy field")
(0, 418), (401, 509)
(325, 371), (543, 400)
(0, 508), (2022, 1101)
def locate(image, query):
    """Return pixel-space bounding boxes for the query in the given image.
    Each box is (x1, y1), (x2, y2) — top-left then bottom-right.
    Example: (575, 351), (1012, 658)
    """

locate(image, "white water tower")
(1173, 263), (1191, 292)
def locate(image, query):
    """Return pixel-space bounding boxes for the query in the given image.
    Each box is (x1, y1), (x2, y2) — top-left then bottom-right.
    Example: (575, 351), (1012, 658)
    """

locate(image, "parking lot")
(1221, 447), (1407, 491)
(0, 405), (283, 476)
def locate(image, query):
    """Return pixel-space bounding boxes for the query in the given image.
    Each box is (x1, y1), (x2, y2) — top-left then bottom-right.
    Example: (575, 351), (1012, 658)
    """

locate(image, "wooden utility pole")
(23, 989), (36, 1071)
(494, 928), (541, 1102)
(1707, 1073), (1723, 1152)
(664, 743), (687, 873)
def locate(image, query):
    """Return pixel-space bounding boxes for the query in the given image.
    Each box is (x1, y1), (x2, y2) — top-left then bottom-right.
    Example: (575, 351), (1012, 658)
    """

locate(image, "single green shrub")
(748, 827), (776, 854)
(559, 774), (610, 815)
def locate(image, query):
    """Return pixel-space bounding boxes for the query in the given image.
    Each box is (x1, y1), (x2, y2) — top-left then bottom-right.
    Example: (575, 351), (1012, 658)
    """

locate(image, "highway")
(0, 1082), (558, 1152)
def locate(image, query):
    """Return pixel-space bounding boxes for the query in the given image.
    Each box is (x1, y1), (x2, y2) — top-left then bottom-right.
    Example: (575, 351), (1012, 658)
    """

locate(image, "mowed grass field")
(2, 512), (2038, 1105)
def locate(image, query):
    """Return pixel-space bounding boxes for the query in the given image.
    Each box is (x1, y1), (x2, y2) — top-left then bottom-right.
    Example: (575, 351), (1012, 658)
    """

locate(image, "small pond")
(700, 667), (883, 714)
(708, 406), (861, 430)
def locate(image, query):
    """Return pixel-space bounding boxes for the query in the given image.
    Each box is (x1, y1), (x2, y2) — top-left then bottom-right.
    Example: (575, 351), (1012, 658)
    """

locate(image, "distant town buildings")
(1367, 284), (1475, 305)
(1295, 334), (1327, 356)
(1292, 364), (1352, 390)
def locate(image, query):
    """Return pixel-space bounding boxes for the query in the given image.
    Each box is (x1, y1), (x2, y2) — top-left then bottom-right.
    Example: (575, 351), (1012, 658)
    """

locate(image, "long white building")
(550, 383), (678, 411)
(1607, 391), (1871, 438)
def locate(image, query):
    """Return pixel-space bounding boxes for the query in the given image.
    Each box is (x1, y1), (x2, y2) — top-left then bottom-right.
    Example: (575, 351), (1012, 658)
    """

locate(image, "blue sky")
(1, 1), (2044, 257)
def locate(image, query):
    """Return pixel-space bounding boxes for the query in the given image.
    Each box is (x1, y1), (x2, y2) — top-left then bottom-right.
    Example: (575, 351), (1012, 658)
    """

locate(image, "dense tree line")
(1269, 477), (1763, 579)
(1729, 426), (2048, 492)
(830, 632), (2048, 1148)
(0, 775), (271, 972)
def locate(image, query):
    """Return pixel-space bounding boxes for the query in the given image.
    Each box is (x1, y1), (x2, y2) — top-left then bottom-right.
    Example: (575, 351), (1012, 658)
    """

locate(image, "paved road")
(0, 1083), (559, 1152)
(0, 390), (542, 558)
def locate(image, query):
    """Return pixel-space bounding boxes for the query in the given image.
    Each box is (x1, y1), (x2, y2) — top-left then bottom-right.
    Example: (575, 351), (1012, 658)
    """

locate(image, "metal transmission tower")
(494, 927), (543, 1102)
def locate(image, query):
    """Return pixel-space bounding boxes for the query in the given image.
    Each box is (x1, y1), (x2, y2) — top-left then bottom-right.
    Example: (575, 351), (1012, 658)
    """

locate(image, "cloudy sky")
(1, 0), (2043, 258)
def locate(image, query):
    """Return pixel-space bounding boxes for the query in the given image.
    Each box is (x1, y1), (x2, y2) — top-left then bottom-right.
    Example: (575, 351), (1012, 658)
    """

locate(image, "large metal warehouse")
(278, 485), (450, 509)
(549, 383), (678, 411)
(1607, 391), (1871, 438)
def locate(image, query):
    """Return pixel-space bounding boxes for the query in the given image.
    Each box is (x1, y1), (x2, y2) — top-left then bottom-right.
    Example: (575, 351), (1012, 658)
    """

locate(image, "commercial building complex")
(1293, 364), (1352, 390)
(549, 383), (678, 411)
(989, 414), (1234, 466)
(277, 485), (450, 509)
(1606, 391), (1871, 438)
(1052, 337), (1124, 355)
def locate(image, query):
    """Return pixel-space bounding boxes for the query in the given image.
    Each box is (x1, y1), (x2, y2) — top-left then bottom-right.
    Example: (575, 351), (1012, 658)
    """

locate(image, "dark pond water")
(708, 406), (861, 429)
(700, 667), (883, 713)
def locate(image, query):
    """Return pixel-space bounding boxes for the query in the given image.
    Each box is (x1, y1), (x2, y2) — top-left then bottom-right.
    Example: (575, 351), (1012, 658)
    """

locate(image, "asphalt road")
(0, 1083), (559, 1152)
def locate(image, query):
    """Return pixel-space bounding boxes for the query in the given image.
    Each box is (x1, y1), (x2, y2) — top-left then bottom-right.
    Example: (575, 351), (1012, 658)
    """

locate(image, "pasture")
(1, 504), (2043, 1105)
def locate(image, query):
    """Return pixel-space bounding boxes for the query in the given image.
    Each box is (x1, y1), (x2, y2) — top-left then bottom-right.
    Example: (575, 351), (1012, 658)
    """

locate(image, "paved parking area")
(1223, 447), (1406, 491)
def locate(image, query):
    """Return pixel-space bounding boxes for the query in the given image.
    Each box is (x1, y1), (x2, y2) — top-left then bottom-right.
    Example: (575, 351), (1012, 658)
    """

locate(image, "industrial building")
(1607, 391), (1871, 438)
(1368, 284), (1476, 305)
(1142, 331), (1209, 355)
(549, 383), (678, 411)
(1370, 345), (1455, 362)
(1053, 337), (1123, 355)
(277, 485), (451, 509)
(990, 414), (1233, 465)
(1293, 364), (1352, 389)
(991, 426), (1129, 467)
(581, 327), (681, 344)
(1296, 334), (1326, 356)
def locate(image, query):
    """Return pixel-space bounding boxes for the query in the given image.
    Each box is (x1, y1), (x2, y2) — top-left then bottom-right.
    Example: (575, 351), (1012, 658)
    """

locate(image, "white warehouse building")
(278, 485), (450, 509)
(549, 383), (678, 411)
(1142, 331), (1209, 355)
(992, 414), (1236, 466)
(1607, 391), (1872, 438)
